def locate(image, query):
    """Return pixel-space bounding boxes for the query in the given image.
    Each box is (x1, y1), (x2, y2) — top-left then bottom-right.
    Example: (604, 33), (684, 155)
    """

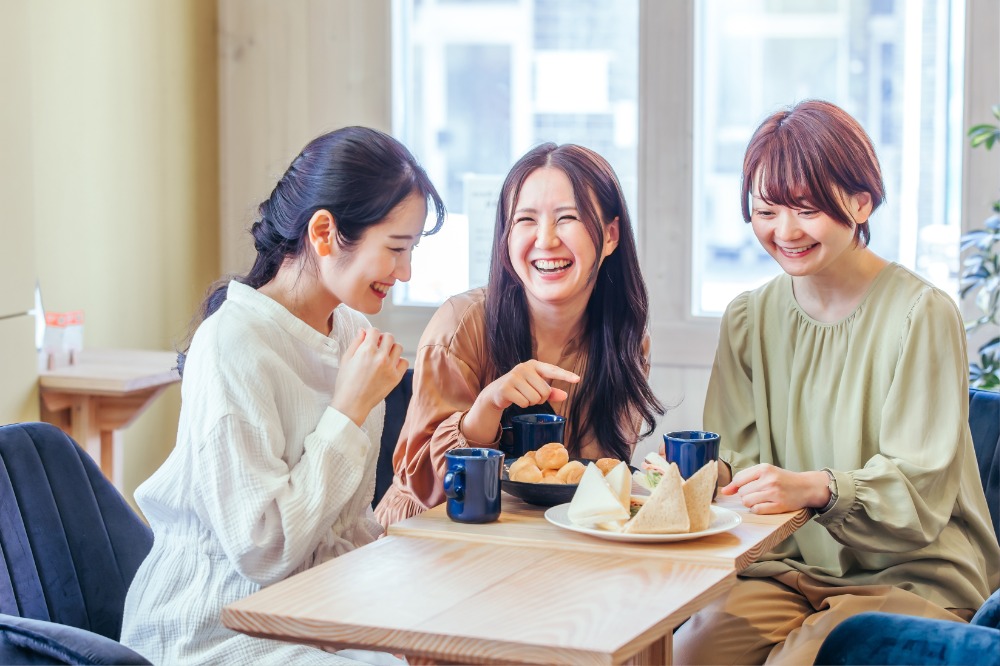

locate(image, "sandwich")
(622, 463), (690, 534)
(567, 454), (719, 535)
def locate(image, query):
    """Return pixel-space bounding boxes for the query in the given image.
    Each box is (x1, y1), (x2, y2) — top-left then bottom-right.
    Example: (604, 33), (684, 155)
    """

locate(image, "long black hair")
(178, 126), (445, 374)
(484, 143), (663, 460)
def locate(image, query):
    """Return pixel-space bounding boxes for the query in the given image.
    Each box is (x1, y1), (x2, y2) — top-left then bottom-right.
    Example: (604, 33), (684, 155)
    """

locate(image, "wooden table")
(222, 493), (810, 664)
(39, 348), (180, 490)
(389, 494), (810, 572)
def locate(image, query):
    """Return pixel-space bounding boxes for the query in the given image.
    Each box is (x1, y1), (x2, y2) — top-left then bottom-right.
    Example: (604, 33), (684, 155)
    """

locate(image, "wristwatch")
(819, 469), (838, 514)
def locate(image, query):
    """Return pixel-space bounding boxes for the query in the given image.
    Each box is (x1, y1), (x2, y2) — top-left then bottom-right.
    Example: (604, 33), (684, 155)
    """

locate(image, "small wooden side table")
(39, 348), (180, 490)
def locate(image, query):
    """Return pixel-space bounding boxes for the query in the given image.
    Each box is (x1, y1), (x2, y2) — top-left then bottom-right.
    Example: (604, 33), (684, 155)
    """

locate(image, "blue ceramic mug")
(507, 414), (566, 457)
(443, 448), (504, 523)
(663, 430), (721, 497)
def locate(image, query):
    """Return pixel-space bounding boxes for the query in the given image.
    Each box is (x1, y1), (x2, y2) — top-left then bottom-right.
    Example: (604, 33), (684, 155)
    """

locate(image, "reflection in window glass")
(392, 0), (638, 306)
(693, 0), (965, 314)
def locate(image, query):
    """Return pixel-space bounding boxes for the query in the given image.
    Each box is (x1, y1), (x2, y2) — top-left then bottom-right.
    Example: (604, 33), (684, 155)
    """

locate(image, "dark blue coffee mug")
(507, 414), (566, 457)
(443, 448), (504, 523)
(663, 430), (720, 486)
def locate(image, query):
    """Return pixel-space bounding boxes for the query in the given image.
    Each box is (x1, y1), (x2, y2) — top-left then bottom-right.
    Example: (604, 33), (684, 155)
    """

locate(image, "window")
(383, 0), (980, 366)
(692, 0), (966, 314)
(391, 0), (638, 306)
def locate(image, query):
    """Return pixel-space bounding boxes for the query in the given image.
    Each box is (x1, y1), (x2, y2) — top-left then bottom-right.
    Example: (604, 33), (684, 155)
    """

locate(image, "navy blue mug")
(443, 448), (504, 523)
(663, 430), (720, 497)
(507, 414), (566, 457)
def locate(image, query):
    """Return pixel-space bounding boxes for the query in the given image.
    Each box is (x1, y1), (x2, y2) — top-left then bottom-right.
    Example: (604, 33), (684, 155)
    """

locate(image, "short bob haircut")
(741, 99), (885, 247)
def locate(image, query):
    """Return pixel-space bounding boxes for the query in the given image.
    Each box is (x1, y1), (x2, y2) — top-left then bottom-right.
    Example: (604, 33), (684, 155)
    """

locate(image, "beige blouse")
(705, 263), (999, 610)
(375, 288), (648, 528)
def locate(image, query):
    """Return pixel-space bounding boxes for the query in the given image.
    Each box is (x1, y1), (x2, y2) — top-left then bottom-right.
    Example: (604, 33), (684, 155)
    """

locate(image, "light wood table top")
(39, 348), (179, 395)
(388, 493), (811, 572)
(39, 348), (180, 489)
(222, 535), (735, 665)
(223, 492), (811, 664)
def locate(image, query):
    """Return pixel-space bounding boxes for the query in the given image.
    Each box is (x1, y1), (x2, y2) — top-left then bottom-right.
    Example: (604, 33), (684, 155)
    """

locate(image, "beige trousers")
(672, 571), (973, 665)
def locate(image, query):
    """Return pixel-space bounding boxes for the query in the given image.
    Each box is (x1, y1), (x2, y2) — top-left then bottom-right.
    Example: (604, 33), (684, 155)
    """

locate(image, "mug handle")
(443, 465), (465, 500)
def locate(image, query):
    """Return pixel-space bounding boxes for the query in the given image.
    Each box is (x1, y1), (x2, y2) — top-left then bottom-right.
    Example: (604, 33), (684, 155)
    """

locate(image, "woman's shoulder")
(416, 288), (489, 368)
(422, 288), (487, 342)
(870, 263), (960, 320)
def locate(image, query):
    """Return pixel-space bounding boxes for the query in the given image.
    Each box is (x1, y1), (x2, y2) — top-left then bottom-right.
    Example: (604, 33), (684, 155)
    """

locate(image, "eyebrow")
(513, 205), (579, 214)
(387, 234), (418, 240)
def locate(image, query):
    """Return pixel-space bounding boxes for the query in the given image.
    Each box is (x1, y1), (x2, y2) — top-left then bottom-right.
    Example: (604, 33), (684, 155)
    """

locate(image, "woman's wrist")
(460, 400), (503, 445)
(808, 469), (836, 511)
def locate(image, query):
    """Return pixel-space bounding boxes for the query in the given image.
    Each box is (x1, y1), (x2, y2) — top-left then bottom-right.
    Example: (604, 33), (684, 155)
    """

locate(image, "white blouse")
(122, 281), (386, 665)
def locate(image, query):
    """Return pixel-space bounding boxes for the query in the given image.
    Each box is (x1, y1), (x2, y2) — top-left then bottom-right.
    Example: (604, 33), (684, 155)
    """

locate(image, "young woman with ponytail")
(121, 127), (443, 665)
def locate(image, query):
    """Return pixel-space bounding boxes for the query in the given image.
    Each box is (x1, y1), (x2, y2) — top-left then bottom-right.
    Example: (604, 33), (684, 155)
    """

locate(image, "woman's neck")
(258, 266), (339, 335)
(528, 297), (588, 364)
(792, 247), (889, 323)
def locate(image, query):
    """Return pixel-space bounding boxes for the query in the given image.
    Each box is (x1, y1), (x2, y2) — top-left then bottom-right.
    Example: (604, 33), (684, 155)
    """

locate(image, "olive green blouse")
(705, 263), (999, 610)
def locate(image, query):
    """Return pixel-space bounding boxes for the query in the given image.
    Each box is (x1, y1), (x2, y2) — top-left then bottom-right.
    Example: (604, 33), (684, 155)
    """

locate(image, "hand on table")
(331, 328), (408, 427)
(719, 463), (829, 514)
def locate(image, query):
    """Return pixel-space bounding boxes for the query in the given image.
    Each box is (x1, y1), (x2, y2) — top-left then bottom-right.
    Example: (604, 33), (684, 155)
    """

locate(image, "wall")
(218, 0), (391, 276)
(23, 0), (219, 508)
(0, 0), (40, 424)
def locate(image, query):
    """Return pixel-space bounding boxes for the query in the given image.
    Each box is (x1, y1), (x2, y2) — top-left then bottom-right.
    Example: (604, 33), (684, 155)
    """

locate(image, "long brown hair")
(485, 143), (663, 460)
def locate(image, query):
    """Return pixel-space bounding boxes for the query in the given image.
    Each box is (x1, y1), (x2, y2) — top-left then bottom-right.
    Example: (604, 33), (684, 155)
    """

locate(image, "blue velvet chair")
(816, 388), (1000, 665)
(0, 422), (152, 664)
(374, 368), (413, 508)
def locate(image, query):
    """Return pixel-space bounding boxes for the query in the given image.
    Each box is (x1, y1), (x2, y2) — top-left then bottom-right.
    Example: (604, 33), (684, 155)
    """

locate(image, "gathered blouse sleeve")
(704, 292), (761, 476)
(389, 292), (495, 509)
(191, 405), (371, 587)
(815, 289), (972, 552)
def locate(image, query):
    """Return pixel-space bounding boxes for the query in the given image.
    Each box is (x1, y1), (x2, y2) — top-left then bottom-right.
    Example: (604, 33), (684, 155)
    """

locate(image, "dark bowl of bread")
(501, 443), (629, 507)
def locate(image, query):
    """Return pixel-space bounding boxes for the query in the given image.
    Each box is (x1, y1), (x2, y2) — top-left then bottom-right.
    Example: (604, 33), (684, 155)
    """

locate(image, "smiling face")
(507, 167), (619, 311)
(315, 191), (428, 315)
(749, 182), (871, 279)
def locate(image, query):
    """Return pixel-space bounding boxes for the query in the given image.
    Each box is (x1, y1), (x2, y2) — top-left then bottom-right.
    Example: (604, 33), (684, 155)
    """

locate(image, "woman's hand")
(719, 463), (830, 514)
(461, 360), (580, 444)
(331, 328), (408, 427)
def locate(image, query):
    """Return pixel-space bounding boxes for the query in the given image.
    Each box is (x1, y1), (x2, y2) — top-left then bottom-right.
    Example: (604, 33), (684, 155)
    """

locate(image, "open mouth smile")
(778, 243), (817, 257)
(532, 259), (573, 273)
(370, 282), (391, 298)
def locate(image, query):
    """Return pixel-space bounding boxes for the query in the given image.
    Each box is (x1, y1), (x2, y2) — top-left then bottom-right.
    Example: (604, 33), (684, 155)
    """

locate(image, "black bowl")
(501, 457), (634, 507)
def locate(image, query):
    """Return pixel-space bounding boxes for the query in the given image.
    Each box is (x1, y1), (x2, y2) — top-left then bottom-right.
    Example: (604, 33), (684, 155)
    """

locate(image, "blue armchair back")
(0, 422), (153, 664)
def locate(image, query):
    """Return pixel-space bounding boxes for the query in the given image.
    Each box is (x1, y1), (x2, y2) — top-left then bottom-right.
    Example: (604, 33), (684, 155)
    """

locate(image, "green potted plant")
(960, 105), (1000, 390)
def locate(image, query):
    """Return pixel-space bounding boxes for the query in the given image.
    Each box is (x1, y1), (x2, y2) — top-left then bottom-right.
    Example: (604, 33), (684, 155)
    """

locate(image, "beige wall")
(21, 0), (220, 509)
(218, 0), (391, 275)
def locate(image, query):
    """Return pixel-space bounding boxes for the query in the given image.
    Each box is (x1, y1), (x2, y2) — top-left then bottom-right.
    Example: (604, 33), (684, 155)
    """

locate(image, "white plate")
(543, 503), (742, 543)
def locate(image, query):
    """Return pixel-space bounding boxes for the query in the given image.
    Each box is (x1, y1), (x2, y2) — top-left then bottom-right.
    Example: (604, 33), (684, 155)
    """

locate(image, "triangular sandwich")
(682, 461), (718, 532)
(567, 463), (629, 528)
(623, 463), (689, 534)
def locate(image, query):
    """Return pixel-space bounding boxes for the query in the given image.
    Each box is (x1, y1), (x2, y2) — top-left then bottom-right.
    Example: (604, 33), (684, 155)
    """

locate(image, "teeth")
(371, 283), (390, 294)
(533, 259), (572, 270)
(782, 245), (815, 254)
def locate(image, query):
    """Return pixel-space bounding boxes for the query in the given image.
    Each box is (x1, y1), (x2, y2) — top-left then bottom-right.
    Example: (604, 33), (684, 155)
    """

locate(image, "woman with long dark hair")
(376, 142), (663, 527)
(121, 126), (444, 664)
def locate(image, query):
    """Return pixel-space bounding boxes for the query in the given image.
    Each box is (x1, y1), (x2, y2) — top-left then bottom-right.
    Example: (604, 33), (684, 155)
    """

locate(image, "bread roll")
(595, 458), (621, 476)
(541, 468), (560, 479)
(509, 457), (543, 483)
(536, 442), (569, 470)
(556, 460), (586, 484)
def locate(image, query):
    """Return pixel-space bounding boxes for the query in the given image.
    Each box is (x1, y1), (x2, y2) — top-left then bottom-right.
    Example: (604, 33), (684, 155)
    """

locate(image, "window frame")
(371, 0), (999, 367)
